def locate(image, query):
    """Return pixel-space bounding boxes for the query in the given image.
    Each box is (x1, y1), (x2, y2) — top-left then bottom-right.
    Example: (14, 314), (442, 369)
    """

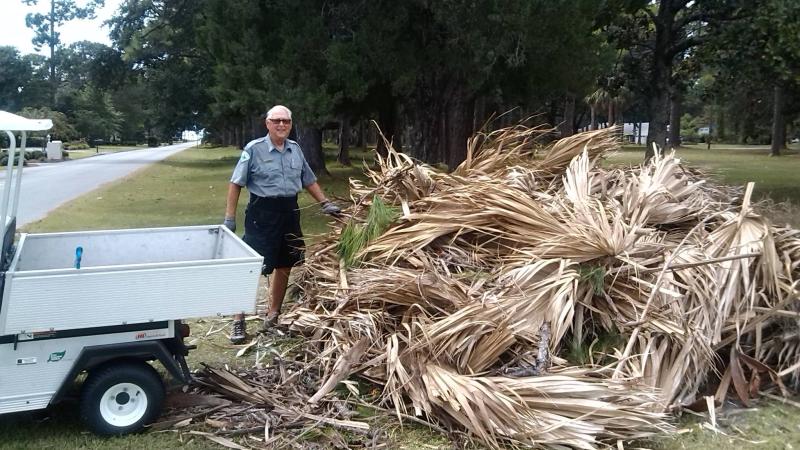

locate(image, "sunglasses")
(268, 118), (292, 125)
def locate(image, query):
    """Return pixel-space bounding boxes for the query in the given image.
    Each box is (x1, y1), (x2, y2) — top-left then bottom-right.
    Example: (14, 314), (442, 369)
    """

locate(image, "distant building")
(623, 123), (648, 144)
(182, 130), (203, 141)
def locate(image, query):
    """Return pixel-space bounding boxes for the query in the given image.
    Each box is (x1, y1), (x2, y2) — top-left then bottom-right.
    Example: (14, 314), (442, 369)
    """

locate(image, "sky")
(0, 0), (123, 56)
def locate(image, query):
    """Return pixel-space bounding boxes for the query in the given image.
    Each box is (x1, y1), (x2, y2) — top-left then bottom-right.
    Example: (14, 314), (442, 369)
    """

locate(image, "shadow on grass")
(0, 393), (216, 449)
(757, 187), (800, 204)
(158, 155), (239, 169)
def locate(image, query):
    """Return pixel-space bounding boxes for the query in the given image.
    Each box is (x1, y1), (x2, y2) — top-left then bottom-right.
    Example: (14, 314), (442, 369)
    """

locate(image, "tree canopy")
(2, 0), (798, 164)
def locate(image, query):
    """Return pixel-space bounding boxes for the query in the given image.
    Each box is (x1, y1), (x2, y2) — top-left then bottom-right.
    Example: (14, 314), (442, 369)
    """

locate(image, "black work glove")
(321, 200), (342, 216)
(223, 217), (236, 232)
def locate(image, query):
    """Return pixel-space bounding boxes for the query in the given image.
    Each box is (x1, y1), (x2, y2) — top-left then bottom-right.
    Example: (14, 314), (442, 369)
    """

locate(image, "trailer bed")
(0, 225), (262, 334)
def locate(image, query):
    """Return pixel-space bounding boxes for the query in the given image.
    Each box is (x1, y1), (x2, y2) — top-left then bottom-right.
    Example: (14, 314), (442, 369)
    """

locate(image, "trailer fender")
(50, 340), (188, 405)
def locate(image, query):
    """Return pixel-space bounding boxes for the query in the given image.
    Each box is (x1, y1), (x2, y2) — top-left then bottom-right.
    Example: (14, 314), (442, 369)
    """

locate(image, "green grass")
(21, 145), (363, 235)
(5, 143), (800, 449)
(647, 402), (800, 449)
(65, 145), (147, 160)
(0, 408), (220, 449)
(613, 144), (800, 203)
(612, 144), (800, 227)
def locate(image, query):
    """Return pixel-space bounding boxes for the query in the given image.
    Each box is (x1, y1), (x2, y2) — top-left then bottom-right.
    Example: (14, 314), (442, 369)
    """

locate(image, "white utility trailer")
(0, 112), (263, 435)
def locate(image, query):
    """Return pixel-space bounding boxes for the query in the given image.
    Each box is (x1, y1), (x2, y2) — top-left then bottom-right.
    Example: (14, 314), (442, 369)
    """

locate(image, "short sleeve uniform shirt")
(230, 135), (317, 197)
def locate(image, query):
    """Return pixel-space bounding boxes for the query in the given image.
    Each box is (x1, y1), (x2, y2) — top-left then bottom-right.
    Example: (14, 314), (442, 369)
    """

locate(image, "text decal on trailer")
(135, 330), (167, 340)
(47, 351), (66, 362)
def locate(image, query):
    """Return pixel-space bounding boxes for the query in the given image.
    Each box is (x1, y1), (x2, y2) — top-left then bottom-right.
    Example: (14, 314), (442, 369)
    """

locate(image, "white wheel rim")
(98, 382), (149, 427)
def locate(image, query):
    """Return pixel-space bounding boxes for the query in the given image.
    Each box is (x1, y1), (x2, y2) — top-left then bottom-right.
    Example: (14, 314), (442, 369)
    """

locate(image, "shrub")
(0, 151), (23, 166)
(64, 141), (90, 150)
(26, 137), (47, 149)
(25, 150), (44, 160)
(147, 136), (159, 147)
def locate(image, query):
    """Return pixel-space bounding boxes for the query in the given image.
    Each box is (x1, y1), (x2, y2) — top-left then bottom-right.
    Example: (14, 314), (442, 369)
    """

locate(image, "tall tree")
(0, 47), (30, 111)
(110, 0), (210, 143)
(600, 0), (747, 159)
(108, 0), (608, 169)
(700, 0), (800, 155)
(22, 0), (105, 106)
(18, 53), (51, 109)
(20, 106), (77, 141)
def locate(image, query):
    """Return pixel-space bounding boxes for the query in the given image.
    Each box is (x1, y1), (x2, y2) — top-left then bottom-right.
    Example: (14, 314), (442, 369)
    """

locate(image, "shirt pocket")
(289, 153), (303, 177)
(251, 157), (280, 188)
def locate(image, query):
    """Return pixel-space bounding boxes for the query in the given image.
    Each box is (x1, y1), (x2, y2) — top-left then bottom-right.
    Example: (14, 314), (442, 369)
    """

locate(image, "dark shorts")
(243, 194), (304, 275)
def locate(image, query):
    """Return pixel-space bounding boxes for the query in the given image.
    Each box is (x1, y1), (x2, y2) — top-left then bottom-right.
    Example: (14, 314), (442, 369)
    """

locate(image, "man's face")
(266, 110), (292, 142)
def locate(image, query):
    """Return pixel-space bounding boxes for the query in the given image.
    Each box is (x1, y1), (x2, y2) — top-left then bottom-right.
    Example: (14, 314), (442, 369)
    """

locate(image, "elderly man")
(223, 105), (340, 344)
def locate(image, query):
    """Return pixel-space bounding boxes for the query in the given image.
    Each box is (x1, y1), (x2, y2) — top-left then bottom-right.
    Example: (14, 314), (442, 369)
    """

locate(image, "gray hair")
(266, 105), (292, 120)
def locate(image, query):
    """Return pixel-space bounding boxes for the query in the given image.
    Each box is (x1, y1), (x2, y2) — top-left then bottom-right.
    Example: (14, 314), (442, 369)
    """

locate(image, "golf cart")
(0, 111), (262, 435)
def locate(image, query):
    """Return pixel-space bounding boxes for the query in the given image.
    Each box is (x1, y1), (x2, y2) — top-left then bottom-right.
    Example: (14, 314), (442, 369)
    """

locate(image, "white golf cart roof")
(1, 110), (54, 251)
(0, 111), (53, 131)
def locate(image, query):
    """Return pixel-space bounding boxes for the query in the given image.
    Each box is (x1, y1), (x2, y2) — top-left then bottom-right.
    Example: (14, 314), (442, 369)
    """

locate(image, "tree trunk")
(548, 99), (558, 130)
(645, 0), (677, 160)
(669, 90), (682, 149)
(337, 116), (351, 166)
(251, 115), (261, 141)
(607, 101), (614, 126)
(407, 100), (443, 164)
(559, 94), (576, 138)
(444, 87), (474, 170)
(646, 83), (670, 159)
(637, 121), (643, 144)
(376, 98), (397, 157)
(473, 95), (487, 132)
(296, 125), (328, 175)
(770, 83), (785, 157)
(742, 100), (756, 143)
(589, 105), (597, 131)
(355, 120), (365, 147)
(49, 0), (57, 108)
(574, 108), (585, 133)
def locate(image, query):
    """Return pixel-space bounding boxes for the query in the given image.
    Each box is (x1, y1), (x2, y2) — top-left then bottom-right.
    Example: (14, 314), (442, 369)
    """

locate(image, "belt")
(248, 194), (298, 212)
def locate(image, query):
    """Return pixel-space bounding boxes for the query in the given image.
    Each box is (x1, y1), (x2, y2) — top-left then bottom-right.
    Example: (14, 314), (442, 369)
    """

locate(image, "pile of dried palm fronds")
(196, 125), (800, 449)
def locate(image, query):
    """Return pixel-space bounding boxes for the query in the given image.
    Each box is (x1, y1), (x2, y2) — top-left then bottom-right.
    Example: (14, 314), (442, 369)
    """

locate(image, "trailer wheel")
(80, 361), (165, 435)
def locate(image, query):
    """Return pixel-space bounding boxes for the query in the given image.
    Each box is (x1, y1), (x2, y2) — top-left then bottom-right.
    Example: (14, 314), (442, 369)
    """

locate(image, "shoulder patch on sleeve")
(239, 151), (251, 162)
(244, 136), (265, 151)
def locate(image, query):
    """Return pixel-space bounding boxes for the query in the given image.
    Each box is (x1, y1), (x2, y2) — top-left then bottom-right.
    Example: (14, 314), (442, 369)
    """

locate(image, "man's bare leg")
(267, 267), (291, 321)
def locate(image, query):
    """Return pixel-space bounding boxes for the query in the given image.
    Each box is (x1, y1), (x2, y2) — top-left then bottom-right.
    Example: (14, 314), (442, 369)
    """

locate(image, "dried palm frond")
(454, 122), (551, 176)
(275, 125), (800, 449)
(416, 364), (668, 449)
(617, 151), (710, 225)
(536, 127), (619, 175)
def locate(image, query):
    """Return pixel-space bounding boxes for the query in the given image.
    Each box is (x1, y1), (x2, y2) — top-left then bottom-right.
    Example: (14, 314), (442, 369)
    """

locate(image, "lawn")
(612, 143), (800, 227)
(3, 143), (800, 449)
(65, 144), (148, 160)
(22, 145), (362, 235)
(614, 143), (800, 203)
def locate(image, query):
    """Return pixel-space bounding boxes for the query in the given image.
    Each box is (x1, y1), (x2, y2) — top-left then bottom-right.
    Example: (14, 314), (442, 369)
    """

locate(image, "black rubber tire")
(79, 361), (165, 436)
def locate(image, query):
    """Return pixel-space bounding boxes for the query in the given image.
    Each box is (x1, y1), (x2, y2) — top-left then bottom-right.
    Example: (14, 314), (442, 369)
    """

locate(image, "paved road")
(0, 142), (197, 226)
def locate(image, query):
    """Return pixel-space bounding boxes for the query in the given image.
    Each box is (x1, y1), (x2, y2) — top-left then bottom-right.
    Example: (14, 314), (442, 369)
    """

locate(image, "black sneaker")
(230, 319), (247, 344)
